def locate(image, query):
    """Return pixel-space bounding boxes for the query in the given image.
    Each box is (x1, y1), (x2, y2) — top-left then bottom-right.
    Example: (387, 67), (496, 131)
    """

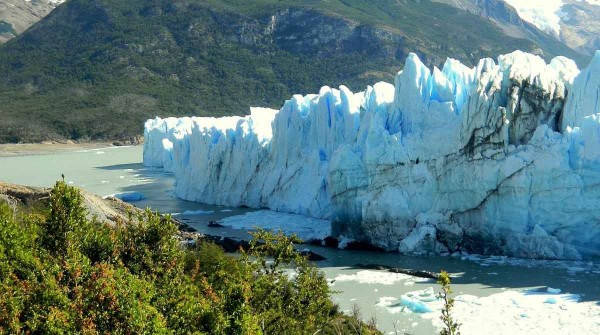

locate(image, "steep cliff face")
(270, 9), (404, 61)
(144, 50), (600, 260)
(213, 8), (401, 60)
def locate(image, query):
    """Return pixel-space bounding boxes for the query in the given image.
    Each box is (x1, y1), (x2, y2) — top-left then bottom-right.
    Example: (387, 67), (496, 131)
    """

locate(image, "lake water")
(1, 145), (599, 334)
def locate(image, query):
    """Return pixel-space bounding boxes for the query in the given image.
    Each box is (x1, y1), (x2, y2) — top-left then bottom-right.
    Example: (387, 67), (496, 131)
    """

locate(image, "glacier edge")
(144, 50), (600, 260)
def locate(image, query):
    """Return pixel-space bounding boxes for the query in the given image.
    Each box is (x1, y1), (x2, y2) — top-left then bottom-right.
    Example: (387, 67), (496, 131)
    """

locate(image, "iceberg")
(144, 50), (600, 260)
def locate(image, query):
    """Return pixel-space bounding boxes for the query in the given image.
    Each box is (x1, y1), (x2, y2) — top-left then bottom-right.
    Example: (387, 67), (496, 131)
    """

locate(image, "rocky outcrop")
(0, 181), (140, 225)
(208, 7), (418, 65)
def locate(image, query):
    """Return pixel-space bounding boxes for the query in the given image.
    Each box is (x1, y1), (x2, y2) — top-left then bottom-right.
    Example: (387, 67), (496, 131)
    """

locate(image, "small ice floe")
(375, 286), (600, 335)
(182, 210), (215, 216)
(220, 209), (233, 212)
(219, 210), (330, 242)
(376, 297), (404, 314)
(460, 253), (600, 275)
(546, 287), (561, 294)
(400, 287), (437, 313)
(95, 151), (106, 155)
(566, 266), (586, 276)
(101, 180), (110, 184)
(113, 191), (145, 202)
(334, 270), (422, 285)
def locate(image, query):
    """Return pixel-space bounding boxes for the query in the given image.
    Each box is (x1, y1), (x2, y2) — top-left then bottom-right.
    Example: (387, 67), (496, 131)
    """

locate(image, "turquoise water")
(1, 146), (598, 334)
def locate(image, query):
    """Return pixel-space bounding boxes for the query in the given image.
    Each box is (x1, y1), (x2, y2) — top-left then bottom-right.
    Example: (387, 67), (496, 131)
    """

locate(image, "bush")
(437, 270), (461, 335)
(42, 179), (87, 256)
(0, 181), (381, 334)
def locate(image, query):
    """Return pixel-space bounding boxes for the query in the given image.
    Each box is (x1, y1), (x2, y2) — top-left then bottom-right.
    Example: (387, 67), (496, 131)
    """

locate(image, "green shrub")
(0, 182), (381, 334)
(42, 179), (87, 256)
(437, 270), (461, 335)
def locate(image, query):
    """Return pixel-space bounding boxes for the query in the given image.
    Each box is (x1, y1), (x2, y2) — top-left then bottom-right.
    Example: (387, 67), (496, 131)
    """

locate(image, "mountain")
(555, 0), (600, 55)
(0, 0), (589, 143)
(435, 0), (600, 56)
(0, 0), (63, 44)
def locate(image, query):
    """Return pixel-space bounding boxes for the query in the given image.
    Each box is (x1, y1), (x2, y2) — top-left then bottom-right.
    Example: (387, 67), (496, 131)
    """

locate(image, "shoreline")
(0, 141), (137, 157)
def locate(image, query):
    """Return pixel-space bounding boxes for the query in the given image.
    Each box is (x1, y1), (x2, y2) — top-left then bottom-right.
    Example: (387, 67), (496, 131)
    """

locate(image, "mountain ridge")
(0, 0), (590, 143)
(435, 0), (600, 56)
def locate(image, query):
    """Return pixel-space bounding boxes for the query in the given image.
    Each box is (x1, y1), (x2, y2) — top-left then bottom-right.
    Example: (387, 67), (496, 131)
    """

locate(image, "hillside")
(436, 0), (600, 56)
(0, 0), (588, 143)
(0, 0), (63, 44)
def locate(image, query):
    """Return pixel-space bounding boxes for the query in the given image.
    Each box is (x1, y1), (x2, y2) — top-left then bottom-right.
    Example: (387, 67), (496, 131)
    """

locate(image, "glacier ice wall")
(144, 51), (600, 260)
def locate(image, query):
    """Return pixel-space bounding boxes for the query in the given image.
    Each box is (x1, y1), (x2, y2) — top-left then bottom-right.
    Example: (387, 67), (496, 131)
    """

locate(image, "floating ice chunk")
(113, 191), (145, 202)
(376, 297), (404, 314)
(334, 270), (417, 285)
(546, 287), (562, 294)
(181, 210), (215, 216)
(399, 287), (437, 313)
(219, 210), (330, 242)
(400, 293), (435, 313)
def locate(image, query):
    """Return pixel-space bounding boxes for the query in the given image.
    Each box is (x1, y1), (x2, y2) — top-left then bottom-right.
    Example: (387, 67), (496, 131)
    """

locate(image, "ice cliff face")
(144, 50), (600, 260)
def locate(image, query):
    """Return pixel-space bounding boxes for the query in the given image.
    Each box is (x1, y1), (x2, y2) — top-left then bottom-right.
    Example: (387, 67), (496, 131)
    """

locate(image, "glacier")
(144, 50), (600, 260)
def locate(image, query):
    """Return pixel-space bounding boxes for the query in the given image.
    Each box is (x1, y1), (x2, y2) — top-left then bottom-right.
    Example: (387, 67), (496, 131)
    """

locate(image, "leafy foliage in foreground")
(0, 180), (380, 334)
(437, 271), (461, 335)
